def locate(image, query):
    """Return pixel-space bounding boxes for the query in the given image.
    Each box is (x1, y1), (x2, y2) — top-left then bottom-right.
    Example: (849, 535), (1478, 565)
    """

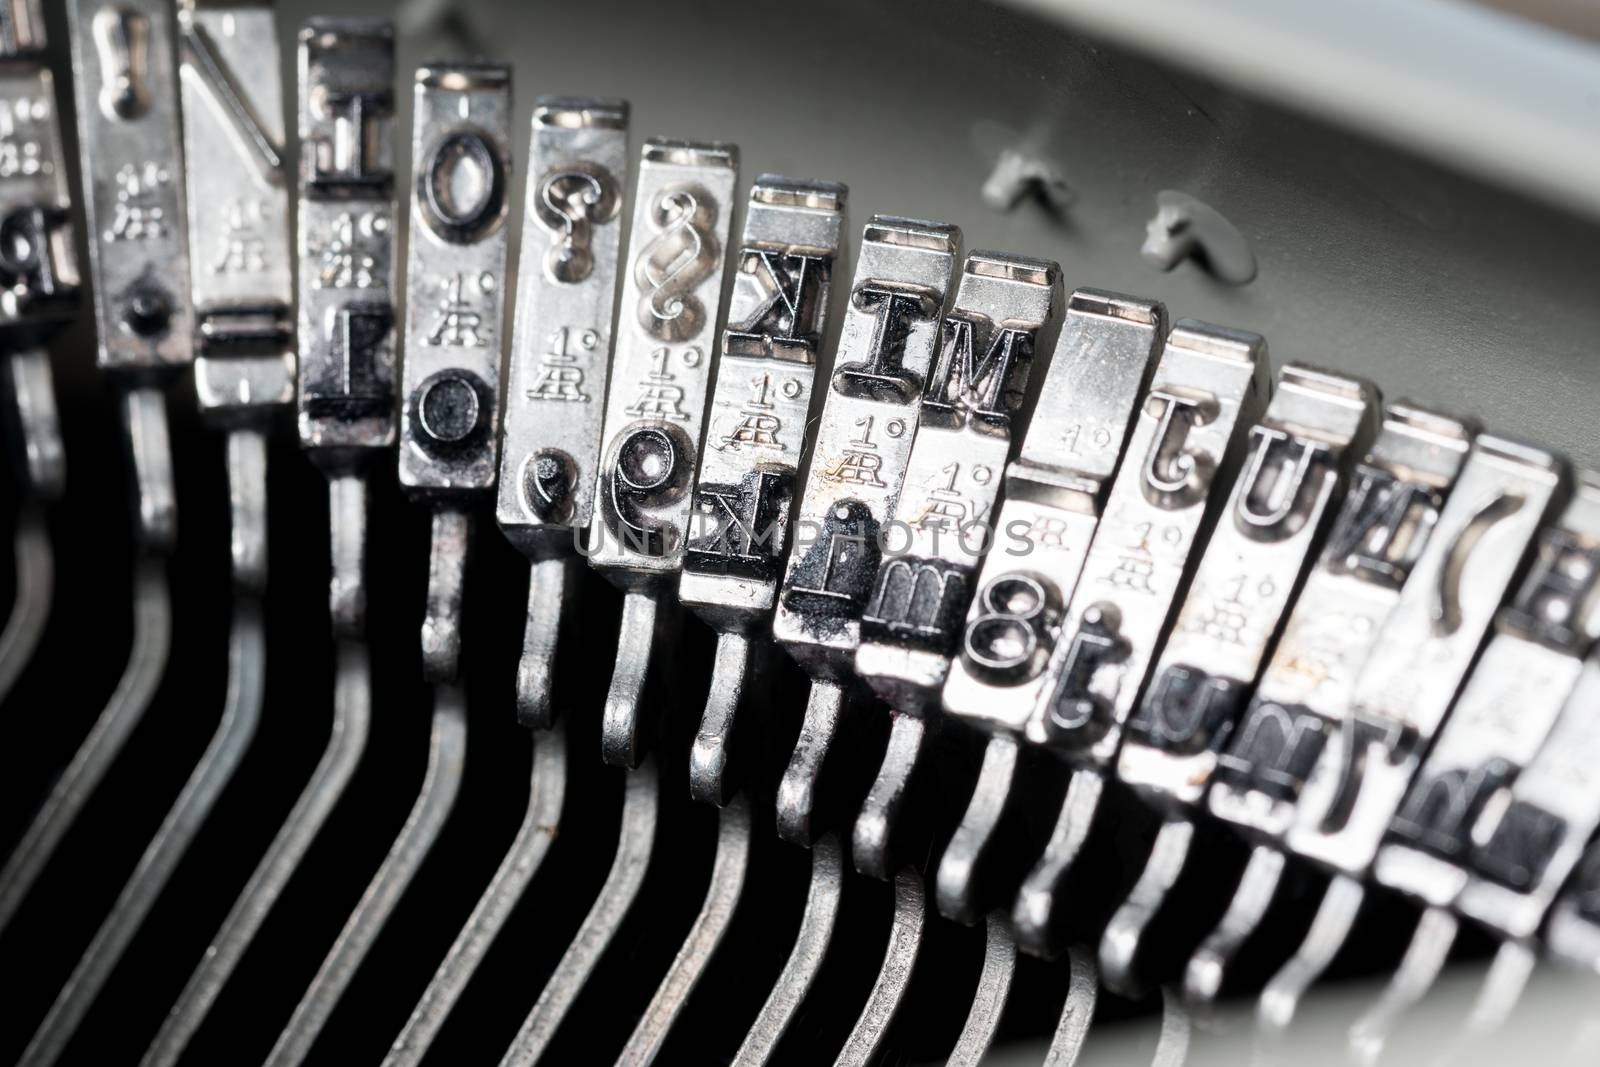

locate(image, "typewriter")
(2, 0), (1599, 1064)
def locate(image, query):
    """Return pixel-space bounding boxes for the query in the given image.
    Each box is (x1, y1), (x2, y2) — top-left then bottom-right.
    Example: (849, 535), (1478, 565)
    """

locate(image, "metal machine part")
(494, 95), (628, 727)
(1012, 318), (1269, 958)
(586, 137), (737, 769)
(1249, 433), (1566, 1032)
(1101, 363), (1376, 993)
(681, 174), (847, 806)
(9, 1), (1600, 1064)
(771, 214), (960, 847)
(851, 249), (1061, 881)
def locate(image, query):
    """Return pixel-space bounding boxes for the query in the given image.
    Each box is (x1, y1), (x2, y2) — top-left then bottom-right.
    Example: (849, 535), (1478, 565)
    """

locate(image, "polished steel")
(852, 250), (1060, 879)
(399, 60), (513, 681)
(1193, 402), (1475, 1002)
(947, 913), (1018, 1067)
(295, 16), (396, 631)
(21, 603), (264, 1067)
(587, 138), (737, 767)
(939, 289), (1165, 924)
(495, 96), (628, 727)
(616, 796), (751, 1066)
(145, 642), (371, 1067)
(1044, 945), (1099, 1067)
(1253, 431), (1566, 1029)
(771, 214), (960, 845)
(1103, 364), (1376, 991)
(1014, 318), (1270, 957)
(835, 868), (925, 1067)
(500, 760), (659, 1066)
(854, 250), (1062, 713)
(732, 835), (843, 1066)
(682, 175), (847, 805)
(386, 724), (567, 1067)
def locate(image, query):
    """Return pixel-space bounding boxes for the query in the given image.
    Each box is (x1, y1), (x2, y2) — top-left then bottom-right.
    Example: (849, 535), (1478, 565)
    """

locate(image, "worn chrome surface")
(399, 60), (512, 681)
(586, 138), (737, 766)
(296, 16), (396, 465)
(854, 249), (1061, 711)
(771, 215), (960, 681)
(1013, 318), (1268, 958)
(850, 249), (1060, 880)
(67, 0), (193, 382)
(180, 0), (294, 426)
(1025, 318), (1270, 759)
(494, 96), (628, 726)
(939, 290), (1165, 925)
(771, 214), (958, 846)
(1285, 434), (1565, 876)
(942, 289), (1166, 735)
(1103, 364), (1374, 990)
(682, 175), (846, 806)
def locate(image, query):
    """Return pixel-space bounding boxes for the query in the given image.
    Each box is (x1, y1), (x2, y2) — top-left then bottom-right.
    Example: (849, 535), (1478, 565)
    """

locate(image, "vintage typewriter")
(2, 0), (1599, 1063)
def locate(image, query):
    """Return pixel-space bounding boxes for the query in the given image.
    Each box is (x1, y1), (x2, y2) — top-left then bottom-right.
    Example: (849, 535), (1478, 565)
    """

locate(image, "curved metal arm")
(1013, 768), (1106, 957)
(141, 640), (373, 1067)
(1045, 946), (1100, 1067)
(948, 914), (1018, 1067)
(383, 722), (567, 1067)
(515, 556), (572, 731)
(835, 868), (925, 1067)
(0, 560), (170, 937)
(776, 680), (845, 848)
(20, 597), (265, 1067)
(732, 834), (844, 1066)
(852, 712), (926, 882)
(500, 758), (659, 1067)
(689, 632), (752, 807)
(265, 682), (468, 1067)
(616, 795), (751, 1066)
(603, 588), (663, 769)
(0, 347), (67, 705)
(938, 734), (1020, 925)
(1101, 816), (1198, 997)
(0, 505), (53, 705)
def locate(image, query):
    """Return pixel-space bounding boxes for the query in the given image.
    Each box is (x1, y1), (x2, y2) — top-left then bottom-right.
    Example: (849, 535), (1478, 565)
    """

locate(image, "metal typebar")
(852, 249), (1061, 880)
(680, 174), (847, 806)
(1102, 364), (1376, 993)
(1251, 432), (1566, 1030)
(939, 289), (1166, 925)
(771, 214), (960, 846)
(1013, 319), (1270, 958)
